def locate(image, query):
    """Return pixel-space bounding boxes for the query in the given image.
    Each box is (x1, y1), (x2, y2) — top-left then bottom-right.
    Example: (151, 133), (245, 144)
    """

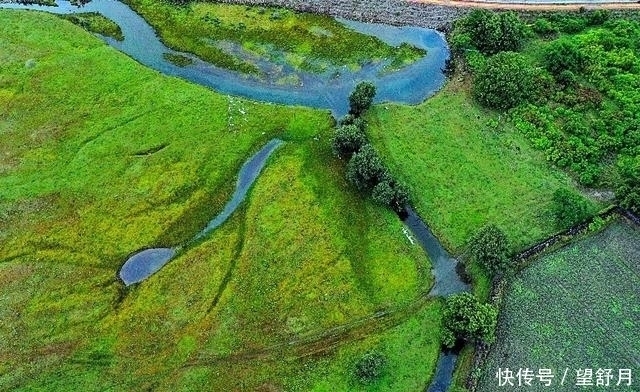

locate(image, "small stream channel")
(0, 0), (448, 117)
(119, 139), (283, 286)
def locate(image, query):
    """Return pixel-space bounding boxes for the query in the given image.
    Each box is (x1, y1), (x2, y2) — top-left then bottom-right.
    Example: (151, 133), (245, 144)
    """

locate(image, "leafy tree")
(543, 39), (585, 76)
(532, 18), (558, 37)
(468, 224), (510, 275)
(349, 81), (376, 116)
(473, 51), (547, 110)
(442, 293), (498, 348)
(346, 144), (387, 192)
(354, 352), (386, 384)
(372, 175), (410, 213)
(338, 114), (366, 131)
(617, 155), (640, 214)
(456, 10), (528, 55)
(552, 188), (591, 228)
(332, 124), (367, 159)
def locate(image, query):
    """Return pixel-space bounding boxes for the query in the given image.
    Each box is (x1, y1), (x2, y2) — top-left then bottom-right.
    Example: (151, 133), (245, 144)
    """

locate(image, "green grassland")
(121, 0), (425, 76)
(366, 80), (592, 255)
(476, 219), (640, 392)
(0, 10), (441, 390)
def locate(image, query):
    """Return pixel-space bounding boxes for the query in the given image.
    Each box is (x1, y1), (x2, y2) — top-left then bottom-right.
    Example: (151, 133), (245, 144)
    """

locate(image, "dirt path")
(409, 0), (640, 11)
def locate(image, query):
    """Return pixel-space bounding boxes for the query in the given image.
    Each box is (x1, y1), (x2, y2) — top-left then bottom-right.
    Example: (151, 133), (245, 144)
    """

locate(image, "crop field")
(476, 220), (640, 392)
(122, 0), (425, 76)
(0, 10), (445, 390)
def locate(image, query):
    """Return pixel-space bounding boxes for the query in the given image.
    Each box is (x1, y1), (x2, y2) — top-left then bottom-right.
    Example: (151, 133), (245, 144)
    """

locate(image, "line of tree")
(332, 81), (410, 214)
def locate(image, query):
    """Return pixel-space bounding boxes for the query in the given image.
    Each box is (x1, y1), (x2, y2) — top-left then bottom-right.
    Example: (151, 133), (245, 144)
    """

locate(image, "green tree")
(354, 351), (387, 384)
(617, 155), (640, 214)
(473, 51), (547, 110)
(442, 293), (498, 348)
(349, 81), (377, 116)
(372, 176), (410, 213)
(457, 10), (528, 55)
(331, 124), (367, 159)
(543, 39), (585, 76)
(552, 188), (591, 228)
(468, 224), (510, 275)
(346, 144), (387, 192)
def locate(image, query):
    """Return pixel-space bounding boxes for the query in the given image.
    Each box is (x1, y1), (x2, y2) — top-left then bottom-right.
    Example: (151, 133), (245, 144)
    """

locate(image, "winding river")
(0, 0), (448, 117)
(1, 1), (463, 389)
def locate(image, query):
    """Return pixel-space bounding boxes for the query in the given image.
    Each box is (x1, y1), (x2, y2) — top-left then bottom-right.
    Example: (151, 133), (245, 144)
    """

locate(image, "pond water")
(0, 0), (448, 117)
(118, 139), (283, 286)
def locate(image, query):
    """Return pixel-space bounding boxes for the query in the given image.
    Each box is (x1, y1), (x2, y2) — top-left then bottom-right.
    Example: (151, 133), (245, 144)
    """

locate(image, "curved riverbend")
(119, 139), (283, 286)
(0, 0), (448, 117)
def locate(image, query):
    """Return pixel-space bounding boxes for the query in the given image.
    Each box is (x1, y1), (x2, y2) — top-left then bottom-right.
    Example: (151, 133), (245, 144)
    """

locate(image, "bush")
(468, 224), (510, 275)
(456, 10), (528, 55)
(533, 18), (558, 37)
(372, 175), (410, 213)
(346, 144), (387, 192)
(617, 155), (640, 214)
(552, 188), (591, 228)
(473, 52), (547, 110)
(354, 352), (386, 384)
(543, 39), (585, 76)
(349, 81), (377, 116)
(442, 293), (498, 348)
(338, 114), (366, 131)
(332, 124), (367, 159)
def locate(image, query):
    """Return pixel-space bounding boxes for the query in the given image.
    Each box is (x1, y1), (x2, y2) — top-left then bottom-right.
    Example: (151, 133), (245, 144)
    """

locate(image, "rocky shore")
(216, 0), (467, 30)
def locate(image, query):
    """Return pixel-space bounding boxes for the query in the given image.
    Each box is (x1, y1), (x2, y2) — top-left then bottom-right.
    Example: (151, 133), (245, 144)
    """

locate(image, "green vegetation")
(442, 293), (498, 348)
(349, 80), (377, 116)
(355, 351), (387, 384)
(467, 224), (510, 276)
(332, 124), (367, 159)
(476, 220), (640, 392)
(451, 9), (529, 56)
(60, 12), (124, 41)
(453, 11), (640, 211)
(551, 188), (591, 228)
(163, 52), (194, 67)
(366, 80), (582, 255)
(0, 10), (440, 391)
(121, 0), (424, 76)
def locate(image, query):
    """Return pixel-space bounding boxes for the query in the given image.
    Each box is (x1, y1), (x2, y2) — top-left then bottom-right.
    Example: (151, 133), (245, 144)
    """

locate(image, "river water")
(0, 0), (448, 117)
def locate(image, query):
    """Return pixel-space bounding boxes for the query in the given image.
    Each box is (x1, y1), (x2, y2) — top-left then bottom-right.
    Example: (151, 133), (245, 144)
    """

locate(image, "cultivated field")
(476, 220), (640, 391)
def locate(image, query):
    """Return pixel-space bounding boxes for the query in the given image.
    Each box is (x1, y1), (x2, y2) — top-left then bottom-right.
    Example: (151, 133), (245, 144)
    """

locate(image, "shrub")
(456, 10), (528, 55)
(468, 224), (510, 275)
(332, 124), (367, 159)
(552, 188), (591, 228)
(349, 81), (377, 116)
(442, 293), (498, 348)
(473, 52), (547, 110)
(543, 39), (585, 76)
(533, 18), (558, 37)
(346, 144), (387, 192)
(617, 155), (640, 214)
(338, 114), (366, 131)
(354, 352), (386, 384)
(372, 175), (410, 213)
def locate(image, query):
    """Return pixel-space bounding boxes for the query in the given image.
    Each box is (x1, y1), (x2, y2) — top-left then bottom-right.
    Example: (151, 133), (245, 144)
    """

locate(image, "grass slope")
(366, 79), (589, 254)
(122, 0), (424, 76)
(0, 10), (439, 391)
(476, 220), (640, 392)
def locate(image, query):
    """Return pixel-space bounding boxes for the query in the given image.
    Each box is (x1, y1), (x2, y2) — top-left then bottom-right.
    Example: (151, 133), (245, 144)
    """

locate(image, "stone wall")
(216, 0), (467, 30)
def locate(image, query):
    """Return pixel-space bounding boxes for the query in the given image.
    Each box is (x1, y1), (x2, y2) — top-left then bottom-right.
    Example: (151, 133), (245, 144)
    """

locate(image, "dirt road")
(409, 0), (640, 11)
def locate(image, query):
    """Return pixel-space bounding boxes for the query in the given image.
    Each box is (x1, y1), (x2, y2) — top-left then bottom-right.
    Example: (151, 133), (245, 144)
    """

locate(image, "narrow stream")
(119, 139), (283, 286)
(403, 207), (470, 392)
(0, 0), (448, 117)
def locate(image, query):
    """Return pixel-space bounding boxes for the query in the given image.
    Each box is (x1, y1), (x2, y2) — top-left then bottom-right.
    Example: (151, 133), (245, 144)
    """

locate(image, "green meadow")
(0, 10), (443, 391)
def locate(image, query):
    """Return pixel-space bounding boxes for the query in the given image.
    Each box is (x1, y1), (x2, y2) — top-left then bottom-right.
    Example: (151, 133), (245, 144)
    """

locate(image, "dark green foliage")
(354, 352), (387, 384)
(454, 10), (528, 55)
(346, 144), (387, 192)
(338, 114), (366, 131)
(331, 124), (367, 159)
(468, 224), (510, 275)
(442, 293), (498, 348)
(617, 155), (640, 214)
(349, 81), (377, 116)
(552, 188), (591, 228)
(543, 39), (585, 76)
(586, 9), (610, 26)
(533, 18), (558, 37)
(473, 52), (547, 110)
(372, 175), (410, 214)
